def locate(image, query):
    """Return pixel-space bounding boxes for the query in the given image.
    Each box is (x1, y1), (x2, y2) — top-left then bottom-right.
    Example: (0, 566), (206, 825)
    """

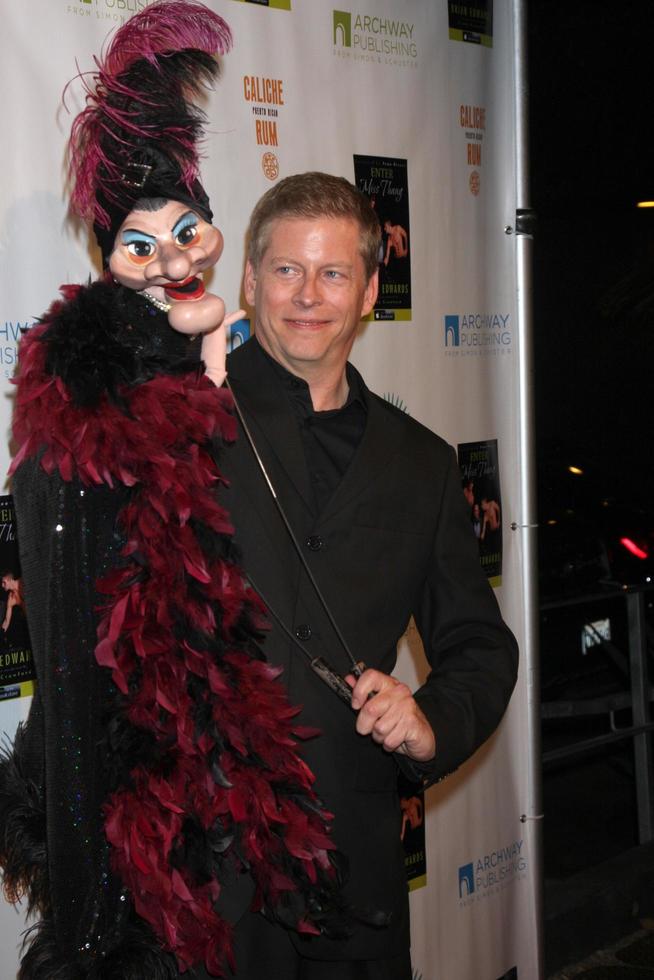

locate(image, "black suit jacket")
(222, 338), (518, 960)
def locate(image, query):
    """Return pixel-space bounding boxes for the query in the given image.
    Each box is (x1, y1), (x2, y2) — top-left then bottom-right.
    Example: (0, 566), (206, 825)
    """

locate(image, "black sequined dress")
(0, 282), (347, 979)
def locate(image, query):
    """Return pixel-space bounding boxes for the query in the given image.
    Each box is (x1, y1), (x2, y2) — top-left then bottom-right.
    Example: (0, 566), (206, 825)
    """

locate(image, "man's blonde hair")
(247, 172), (381, 280)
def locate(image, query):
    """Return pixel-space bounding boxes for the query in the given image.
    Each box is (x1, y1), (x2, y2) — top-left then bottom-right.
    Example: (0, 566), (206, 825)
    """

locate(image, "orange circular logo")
(262, 152), (279, 181)
(469, 170), (480, 196)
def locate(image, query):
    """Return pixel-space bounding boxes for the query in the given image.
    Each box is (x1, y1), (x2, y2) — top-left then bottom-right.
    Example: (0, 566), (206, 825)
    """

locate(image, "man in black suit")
(221, 172), (518, 979)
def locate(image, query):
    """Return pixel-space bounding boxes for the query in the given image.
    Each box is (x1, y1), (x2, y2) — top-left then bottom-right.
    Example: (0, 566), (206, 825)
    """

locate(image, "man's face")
(244, 216), (378, 379)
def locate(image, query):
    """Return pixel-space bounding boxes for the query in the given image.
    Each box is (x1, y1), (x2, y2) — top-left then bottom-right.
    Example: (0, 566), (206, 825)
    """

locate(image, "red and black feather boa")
(8, 283), (347, 975)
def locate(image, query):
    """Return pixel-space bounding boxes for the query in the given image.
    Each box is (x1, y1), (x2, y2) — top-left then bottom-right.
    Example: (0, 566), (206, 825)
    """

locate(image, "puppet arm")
(200, 308), (246, 387)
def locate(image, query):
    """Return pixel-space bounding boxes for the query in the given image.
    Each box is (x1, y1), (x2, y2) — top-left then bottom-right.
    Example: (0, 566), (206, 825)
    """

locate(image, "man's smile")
(284, 317), (331, 328)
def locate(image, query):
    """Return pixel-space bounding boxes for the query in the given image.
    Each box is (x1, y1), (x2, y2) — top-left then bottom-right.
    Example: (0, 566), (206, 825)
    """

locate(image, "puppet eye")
(126, 240), (156, 258)
(174, 215), (199, 248)
(176, 225), (199, 247)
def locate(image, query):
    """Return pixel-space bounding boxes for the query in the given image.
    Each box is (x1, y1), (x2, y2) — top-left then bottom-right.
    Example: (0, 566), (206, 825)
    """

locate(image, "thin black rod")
(244, 569), (354, 707)
(225, 377), (362, 676)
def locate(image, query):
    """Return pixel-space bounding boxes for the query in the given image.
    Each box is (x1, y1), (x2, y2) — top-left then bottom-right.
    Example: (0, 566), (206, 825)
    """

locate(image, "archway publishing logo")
(226, 318), (250, 352)
(333, 9), (352, 44)
(333, 8), (418, 66)
(0, 318), (31, 382)
(458, 839), (527, 907)
(444, 312), (512, 357)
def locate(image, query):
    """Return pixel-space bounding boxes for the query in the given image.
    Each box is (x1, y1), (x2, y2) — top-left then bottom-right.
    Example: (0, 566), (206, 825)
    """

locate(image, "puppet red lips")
(163, 277), (205, 301)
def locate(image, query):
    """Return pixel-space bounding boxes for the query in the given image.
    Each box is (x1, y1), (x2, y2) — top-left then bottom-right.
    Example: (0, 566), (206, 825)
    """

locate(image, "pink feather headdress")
(67, 0), (231, 257)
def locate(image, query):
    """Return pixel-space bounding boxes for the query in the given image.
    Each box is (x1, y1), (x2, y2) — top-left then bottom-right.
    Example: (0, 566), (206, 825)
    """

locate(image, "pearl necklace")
(141, 291), (172, 313)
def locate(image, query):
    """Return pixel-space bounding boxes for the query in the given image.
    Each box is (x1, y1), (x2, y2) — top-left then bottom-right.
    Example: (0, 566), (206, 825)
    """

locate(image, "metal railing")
(541, 585), (654, 843)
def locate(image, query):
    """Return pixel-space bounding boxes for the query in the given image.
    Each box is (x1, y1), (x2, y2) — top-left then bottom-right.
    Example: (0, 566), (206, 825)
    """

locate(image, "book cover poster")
(398, 771), (426, 891)
(353, 155), (412, 321)
(448, 1), (493, 47)
(457, 439), (503, 587)
(0, 495), (34, 701)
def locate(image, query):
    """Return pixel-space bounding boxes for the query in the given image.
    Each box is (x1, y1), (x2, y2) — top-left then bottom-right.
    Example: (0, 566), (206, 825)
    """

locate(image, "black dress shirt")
(258, 343), (367, 514)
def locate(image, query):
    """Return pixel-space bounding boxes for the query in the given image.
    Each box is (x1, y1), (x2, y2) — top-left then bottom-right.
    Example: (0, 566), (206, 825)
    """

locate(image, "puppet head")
(108, 196), (225, 334)
(67, 0), (230, 335)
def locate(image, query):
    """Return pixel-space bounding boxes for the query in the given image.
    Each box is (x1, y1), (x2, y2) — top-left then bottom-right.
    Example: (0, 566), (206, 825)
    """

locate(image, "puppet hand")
(345, 668), (436, 762)
(202, 308), (246, 387)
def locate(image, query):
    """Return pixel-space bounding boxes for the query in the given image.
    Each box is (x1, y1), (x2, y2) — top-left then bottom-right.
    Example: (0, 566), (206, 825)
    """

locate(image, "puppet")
(0, 3), (347, 977)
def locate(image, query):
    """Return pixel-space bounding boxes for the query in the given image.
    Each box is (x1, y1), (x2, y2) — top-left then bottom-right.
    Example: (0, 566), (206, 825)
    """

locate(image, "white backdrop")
(0, 2), (539, 978)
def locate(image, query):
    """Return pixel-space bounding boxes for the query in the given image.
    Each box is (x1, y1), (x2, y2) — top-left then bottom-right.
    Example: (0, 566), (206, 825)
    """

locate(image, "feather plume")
(0, 727), (48, 917)
(68, 0), (231, 229)
(19, 916), (180, 980)
(6, 285), (365, 975)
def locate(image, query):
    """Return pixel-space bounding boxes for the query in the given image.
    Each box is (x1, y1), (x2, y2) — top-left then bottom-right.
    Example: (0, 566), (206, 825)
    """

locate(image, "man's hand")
(345, 668), (436, 762)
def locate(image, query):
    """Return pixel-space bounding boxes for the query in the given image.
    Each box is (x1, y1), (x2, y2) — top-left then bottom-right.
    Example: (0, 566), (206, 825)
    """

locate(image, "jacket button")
(306, 535), (323, 551)
(295, 624), (312, 641)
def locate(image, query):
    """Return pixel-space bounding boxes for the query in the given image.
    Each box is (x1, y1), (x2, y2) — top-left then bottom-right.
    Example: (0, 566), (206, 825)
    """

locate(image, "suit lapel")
(227, 340), (314, 518)
(227, 341), (406, 528)
(320, 375), (406, 522)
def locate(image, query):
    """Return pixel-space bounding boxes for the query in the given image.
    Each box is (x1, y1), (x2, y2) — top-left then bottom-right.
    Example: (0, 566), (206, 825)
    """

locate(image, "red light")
(620, 537), (649, 560)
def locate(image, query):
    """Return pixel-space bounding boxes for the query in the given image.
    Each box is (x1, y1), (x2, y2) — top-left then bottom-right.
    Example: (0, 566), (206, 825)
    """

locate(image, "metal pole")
(513, 1), (545, 976)
(627, 590), (654, 843)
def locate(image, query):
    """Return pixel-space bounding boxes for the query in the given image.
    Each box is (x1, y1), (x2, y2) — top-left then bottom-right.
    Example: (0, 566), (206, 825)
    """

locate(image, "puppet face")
(109, 199), (224, 300)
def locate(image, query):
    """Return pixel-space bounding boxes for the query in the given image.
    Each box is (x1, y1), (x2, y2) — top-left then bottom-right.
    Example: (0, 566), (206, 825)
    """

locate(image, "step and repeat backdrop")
(0, 2), (538, 977)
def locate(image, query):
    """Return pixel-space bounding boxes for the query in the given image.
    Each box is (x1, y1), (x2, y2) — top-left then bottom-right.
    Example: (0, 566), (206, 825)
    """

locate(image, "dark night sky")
(528, 0), (654, 510)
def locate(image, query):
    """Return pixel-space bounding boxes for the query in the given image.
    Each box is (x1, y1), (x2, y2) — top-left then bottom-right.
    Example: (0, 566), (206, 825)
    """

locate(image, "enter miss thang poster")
(457, 440), (503, 587)
(353, 155), (412, 321)
(0, 495), (34, 700)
